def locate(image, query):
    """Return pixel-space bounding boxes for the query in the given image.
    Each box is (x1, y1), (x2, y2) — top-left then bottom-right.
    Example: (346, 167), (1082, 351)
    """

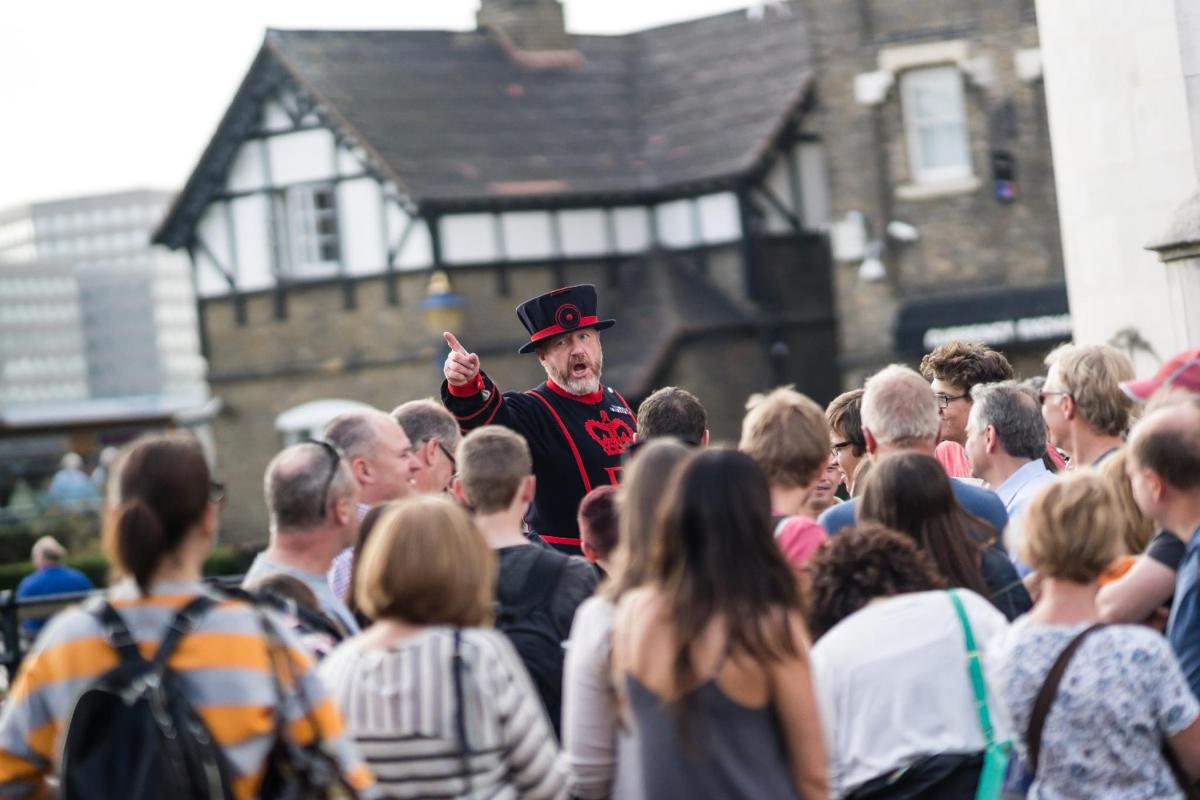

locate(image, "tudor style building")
(155, 0), (1065, 540)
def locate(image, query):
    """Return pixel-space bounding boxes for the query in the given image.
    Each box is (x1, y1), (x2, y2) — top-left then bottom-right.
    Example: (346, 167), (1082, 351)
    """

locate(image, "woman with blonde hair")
(318, 495), (566, 799)
(992, 473), (1200, 798)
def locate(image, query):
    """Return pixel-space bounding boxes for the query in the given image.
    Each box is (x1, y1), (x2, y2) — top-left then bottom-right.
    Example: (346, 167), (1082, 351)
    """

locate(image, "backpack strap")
(151, 596), (217, 670)
(91, 599), (143, 666)
(514, 549), (569, 614)
(946, 590), (997, 745)
(1026, 623), (1106, 774)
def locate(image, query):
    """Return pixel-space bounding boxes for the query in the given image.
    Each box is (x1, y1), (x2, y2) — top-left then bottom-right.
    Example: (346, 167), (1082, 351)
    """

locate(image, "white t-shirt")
(810, 589), (1010, 798)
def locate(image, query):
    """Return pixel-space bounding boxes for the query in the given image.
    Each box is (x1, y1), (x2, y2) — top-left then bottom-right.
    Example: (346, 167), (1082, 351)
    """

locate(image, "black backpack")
(495, 549), (568, 735)
(61, 595), (234, 800)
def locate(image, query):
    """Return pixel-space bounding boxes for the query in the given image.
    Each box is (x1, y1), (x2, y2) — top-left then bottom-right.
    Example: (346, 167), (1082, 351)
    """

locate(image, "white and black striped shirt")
(319, 626), (567, 800)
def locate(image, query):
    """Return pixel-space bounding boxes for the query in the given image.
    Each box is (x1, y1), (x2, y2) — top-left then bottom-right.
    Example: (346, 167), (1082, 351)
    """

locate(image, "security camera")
(886, 220), (920, 242)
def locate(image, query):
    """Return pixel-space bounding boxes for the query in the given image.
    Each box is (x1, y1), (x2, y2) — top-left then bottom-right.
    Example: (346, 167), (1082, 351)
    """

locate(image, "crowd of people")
(0, 279), (1198, 800)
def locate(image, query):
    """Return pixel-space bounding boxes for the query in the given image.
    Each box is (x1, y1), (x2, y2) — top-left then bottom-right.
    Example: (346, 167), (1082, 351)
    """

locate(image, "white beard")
(545, 350), (603, 395)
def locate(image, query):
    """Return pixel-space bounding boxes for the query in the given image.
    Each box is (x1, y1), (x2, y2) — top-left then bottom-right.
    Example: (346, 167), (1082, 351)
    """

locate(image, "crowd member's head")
(60, 452), (84, 472)
(454, 426), (534, 516)
(345, 501), (397, 625)
(577, 485), (619, 570)
(1122, 348), (1200, 406)
(805, 524), (945, 640)
(740, 387), (831, 516)
(391, 399), (461, 494)
(804, 459), (841, 518)
(1127, 398), (1200, 537)
(606, 438), (692, 600)
(355, 495), (495, 627)
(31, 536), (67, 570)
(1099, 450), (1156, 557)
(826, 389), (866, 494)
(1019, 473), (1123, 583)
(650, 448), (803, 690)
(860, 365), (940, 457)
(264, 441), (361, 557)
(537, 329), (604, 396)
(103, 433), (218, 594)
(324, 409), (420, 506)
(636, 386), (708, 447)
(965, 381), (1047, 486)
(1042, 344), (1135, 466)
(919, 342), (1015, 446)
(859, 452), (991, 597)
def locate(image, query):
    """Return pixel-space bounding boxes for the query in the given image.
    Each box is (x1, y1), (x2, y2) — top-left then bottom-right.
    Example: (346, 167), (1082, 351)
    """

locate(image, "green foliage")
(0, 511), (102, 564)
(0, 546), (252, 592)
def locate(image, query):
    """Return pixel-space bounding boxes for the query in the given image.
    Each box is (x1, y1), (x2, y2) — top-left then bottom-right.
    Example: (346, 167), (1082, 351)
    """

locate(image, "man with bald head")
(323, 408), (421, 600)
(1128, 398), (1200, 697)
(244, 441), (363, 634)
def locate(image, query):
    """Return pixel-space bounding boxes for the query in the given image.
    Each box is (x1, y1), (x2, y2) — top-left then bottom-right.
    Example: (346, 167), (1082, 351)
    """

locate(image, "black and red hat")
(516, 284), (615, 354)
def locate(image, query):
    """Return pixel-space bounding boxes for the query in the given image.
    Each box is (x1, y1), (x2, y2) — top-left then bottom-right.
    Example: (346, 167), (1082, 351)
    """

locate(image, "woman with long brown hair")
(859, 452), (1031, 620)
(609, 448), (826, 799)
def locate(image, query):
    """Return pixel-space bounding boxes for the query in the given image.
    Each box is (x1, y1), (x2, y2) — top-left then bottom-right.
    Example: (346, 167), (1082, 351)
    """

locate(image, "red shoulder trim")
(545, 379), (604, 405)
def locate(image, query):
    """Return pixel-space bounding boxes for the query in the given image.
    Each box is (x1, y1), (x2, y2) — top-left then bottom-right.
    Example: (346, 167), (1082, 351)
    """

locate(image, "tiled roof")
(156, 4), (813, 245)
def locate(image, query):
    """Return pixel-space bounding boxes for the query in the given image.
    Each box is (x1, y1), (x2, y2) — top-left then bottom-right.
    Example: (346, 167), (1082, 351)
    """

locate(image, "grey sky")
(0, 0), (758, 211)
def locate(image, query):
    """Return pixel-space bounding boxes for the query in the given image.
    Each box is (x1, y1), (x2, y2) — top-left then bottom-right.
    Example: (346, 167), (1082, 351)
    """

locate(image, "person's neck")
(357, 617), (427, 651)
(266, 527), (345, 574)
(873, 440), (935, 460)
(1028, 577), (1100, 626)
(770, 485), (813, 517)
(983, 453), (1036, 490)
(1159, 496), (1200, 544)
(474, 509), (530, 549)
(1066, 425), (1122, 468)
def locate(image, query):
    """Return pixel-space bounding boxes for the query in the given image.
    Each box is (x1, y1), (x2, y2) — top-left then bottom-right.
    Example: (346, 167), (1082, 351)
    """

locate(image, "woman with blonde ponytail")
(0, 433), (377, 798)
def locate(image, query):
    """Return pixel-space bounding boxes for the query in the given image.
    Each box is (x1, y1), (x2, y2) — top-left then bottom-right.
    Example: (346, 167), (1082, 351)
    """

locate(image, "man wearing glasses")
(919, 341), (1015, 446)
(392, 399), (461, 494)
(1041, 343), (1135, 468)
(244, 441), (364, 635)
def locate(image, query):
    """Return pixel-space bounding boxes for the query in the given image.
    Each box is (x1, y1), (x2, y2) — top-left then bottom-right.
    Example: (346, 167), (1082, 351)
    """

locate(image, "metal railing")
(0, 575), (245, 684)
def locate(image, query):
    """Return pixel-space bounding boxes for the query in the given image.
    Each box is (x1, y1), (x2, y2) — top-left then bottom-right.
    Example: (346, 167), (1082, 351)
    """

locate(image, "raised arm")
(443, 331), (481, 388)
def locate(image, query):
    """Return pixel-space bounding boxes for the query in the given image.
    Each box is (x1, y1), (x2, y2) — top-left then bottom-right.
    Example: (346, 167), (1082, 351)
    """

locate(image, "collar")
(995, 459), (1052, 504)
(545, 378), (605, 405)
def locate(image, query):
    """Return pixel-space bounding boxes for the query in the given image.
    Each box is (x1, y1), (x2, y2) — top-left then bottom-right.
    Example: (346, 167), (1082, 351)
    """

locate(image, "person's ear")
(521, 475), (536, 503)
(863, 426), (879, 455)
(423, 438), (439, 466)
(1062, 394), (1076, 422)
(333, 494), (355, 526)
(701, 429), (710, 447)
(351, 455), (372, 485)
(985, 425), (1000, 454)
(202, 501), (220, 541)
(1147, 470), (1167, 504)
(452, 476), (468, 505)
(580, 539), (599, 564)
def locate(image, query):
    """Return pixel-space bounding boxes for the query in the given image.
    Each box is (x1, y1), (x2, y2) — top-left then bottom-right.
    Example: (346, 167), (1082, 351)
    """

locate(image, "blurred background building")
(0, 190), (212, 516)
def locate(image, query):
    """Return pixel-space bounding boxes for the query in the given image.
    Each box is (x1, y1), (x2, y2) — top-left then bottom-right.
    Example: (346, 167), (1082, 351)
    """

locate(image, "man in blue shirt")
(16, 537), (94, 635)
(1129, 398), (1200, 698)
(819, 365), (1009, 537)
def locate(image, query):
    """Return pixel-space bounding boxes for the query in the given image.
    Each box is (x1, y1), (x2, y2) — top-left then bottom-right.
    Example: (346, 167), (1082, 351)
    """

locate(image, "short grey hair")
(392, 399), (460, 449)
(324, 409), (392, 458)
(32, 536), (66, 563)
(970, 381), (1046, 460)
(264, 442), (356, 531)
(861, 364), (940, 446)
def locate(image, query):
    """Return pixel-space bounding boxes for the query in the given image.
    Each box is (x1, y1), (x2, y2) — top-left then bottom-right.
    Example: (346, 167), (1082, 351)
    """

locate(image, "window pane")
(901, 65), (971, 183)
(918, 123), (970, 170)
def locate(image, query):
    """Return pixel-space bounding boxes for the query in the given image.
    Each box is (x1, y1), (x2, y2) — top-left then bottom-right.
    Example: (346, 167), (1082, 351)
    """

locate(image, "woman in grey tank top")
(610, 449), (828, 799)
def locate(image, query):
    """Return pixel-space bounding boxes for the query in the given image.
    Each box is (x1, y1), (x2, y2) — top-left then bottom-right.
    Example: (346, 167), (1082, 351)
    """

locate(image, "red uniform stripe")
(540, 535), (582, 547)
(525, 389), (593, 493)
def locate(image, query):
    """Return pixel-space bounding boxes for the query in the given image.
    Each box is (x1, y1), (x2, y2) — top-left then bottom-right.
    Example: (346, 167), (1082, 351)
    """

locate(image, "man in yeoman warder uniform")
(441, 284), (637, 554)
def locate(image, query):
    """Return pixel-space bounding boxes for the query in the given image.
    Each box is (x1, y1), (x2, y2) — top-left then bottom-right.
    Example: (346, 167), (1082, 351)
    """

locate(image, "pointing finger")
(443, 331), (468, 355)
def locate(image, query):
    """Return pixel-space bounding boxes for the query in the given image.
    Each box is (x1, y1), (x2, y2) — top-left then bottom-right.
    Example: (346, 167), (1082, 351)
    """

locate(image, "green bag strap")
(947, 589), (996, 746)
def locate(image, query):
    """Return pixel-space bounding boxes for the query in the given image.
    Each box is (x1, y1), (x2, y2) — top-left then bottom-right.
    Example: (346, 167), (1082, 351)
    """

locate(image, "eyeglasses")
(307, 439), (344, 519)
(934, 393), (969, 410)
(831, 440), (853, 453)
(1039, 390), (1069, 406)
(209, 480), (227, 507)
(436, 440), (457, 470)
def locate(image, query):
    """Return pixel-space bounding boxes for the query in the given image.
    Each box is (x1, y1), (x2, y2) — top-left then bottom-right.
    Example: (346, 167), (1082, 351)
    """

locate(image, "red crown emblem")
(585, 411), (635, 456)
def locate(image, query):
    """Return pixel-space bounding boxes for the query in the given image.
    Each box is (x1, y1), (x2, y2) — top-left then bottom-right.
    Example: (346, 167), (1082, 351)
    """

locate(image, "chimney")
(477, 0), (570, 54)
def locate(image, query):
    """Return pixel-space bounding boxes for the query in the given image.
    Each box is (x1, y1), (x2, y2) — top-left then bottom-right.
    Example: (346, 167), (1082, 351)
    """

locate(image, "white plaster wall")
(613, 207), (651, 253)
(195, 203), (233, 297)
(261, 100), (293, 133)
(1037, 0), (1196, 371)
(227, 143), (267, 193)
(697, 192), (741, 244)
(655, 199), (695, 248)
(798, 143), (832, 230)
(267, 129), (338, 186)
(558, 209), (608, 257)
(337, 178), (386, 276)
(442, 214), (498, 264)
(398, 220), (433, 270)
(501, 211), (554, 260)
(230, 195), (273, 290)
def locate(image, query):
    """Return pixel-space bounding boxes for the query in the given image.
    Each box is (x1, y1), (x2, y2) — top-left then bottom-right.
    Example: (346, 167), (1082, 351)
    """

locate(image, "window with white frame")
(900, 65), (972, 185)
(280, 184), (340, 276)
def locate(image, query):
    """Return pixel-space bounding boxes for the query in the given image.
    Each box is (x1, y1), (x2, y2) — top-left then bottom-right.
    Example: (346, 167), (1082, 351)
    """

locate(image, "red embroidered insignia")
(585, 411), (635, 456)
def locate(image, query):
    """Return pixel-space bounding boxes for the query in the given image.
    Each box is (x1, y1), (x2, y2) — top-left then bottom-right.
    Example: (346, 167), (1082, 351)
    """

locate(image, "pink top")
(775, 516), (828, 569)
(934, 440), (973, 478)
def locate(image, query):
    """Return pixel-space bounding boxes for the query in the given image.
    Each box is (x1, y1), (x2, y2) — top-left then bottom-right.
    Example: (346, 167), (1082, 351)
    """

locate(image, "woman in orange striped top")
(0, 433), (376, 799)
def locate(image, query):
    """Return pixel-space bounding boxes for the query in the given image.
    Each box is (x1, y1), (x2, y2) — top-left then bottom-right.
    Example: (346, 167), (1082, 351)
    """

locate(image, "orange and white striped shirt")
(0, 579), (377, 800)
